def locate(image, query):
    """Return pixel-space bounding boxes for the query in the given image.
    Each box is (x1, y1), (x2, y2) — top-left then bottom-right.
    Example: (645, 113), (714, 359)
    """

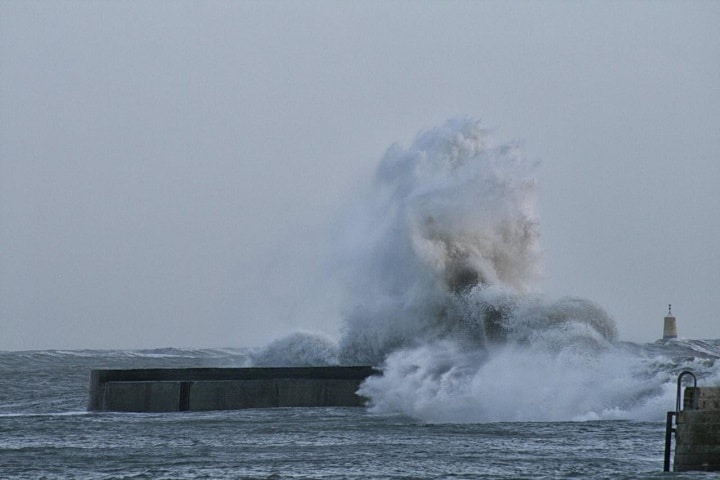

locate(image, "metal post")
(664, 370), (698, 471)
(664, 411), (676, 472)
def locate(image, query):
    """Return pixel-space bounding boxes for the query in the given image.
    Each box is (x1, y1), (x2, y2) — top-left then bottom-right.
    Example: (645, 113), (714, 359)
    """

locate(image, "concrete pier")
(675, 387), (720, 471)
(88, 366), (377, 412)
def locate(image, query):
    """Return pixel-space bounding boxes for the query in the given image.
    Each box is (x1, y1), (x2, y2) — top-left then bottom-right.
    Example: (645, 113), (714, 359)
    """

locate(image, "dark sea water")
(1, 346), (719, 479)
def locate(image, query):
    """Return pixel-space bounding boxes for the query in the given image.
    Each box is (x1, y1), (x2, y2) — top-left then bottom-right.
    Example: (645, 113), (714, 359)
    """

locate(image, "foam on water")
(252, 117), (720, 423)
(249, 332), (339, 367)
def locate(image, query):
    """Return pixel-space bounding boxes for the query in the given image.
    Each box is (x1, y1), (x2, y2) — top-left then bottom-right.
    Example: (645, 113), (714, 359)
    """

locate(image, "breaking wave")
(249, 332), (338, 367)
(251, 117), (720, 422)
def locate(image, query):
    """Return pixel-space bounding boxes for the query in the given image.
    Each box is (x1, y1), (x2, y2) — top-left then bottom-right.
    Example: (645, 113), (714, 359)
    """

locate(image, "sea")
(3, 120), (718, 478)
(2, 341), (720, 479)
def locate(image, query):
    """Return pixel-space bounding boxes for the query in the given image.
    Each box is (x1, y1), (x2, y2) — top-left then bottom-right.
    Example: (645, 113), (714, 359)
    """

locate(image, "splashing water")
(252, 117), (720, 423)
(249, 332), (338, 367)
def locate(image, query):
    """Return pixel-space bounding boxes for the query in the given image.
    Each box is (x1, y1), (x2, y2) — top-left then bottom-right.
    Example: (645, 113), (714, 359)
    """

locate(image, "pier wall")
(88, 366), (377, 412)
(675, 387), (720, 472)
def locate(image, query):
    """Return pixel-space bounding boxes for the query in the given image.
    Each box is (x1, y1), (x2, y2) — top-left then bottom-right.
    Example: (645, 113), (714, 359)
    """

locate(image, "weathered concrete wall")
(675, 410), (720, 471)
(675, 387), (720, 472)
(88, 366), (376, 412)
(684, 387), (720, 411)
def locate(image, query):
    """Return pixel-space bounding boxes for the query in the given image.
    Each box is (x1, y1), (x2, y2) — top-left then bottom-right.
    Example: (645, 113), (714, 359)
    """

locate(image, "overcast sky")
(1, 1), (718, 351)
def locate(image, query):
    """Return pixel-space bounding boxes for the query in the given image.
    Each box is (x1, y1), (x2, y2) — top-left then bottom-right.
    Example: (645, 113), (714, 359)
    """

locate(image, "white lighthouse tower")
(663, 304), (678, 340)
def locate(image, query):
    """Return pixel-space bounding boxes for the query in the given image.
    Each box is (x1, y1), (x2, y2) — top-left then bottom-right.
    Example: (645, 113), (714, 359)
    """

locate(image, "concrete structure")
(675, 387), (720, 471)
(663, 304), (678, 340)
(88, 366), (377, 412)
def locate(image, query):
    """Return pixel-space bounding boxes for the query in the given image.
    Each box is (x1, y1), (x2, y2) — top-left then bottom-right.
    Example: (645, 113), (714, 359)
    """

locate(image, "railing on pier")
(664, 370), (697, 472)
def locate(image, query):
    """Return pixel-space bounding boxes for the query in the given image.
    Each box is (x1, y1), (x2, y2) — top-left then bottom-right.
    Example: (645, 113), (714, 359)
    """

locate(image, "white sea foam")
(252, 118), (718, 422)
(250, 332), (338, 367)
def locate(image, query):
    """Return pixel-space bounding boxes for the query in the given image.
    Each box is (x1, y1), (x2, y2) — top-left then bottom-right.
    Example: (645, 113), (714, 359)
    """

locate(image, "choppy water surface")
(6, 120), (720, 478)
(1, 347), (719, 479)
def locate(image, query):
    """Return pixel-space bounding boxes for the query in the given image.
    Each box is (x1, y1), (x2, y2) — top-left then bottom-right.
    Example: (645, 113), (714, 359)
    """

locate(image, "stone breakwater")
(88, 366), (377, 412)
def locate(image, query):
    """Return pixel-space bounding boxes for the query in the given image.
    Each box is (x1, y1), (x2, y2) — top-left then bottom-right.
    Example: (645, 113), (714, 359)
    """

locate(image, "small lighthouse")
(663, 304), (678, 340)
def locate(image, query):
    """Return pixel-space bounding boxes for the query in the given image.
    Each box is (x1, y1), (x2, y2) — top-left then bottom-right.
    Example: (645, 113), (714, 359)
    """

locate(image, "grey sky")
(1, 1), (718, 350)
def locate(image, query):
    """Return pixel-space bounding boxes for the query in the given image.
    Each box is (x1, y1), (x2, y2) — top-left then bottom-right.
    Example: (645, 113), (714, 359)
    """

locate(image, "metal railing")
(664, 370), (697, 472)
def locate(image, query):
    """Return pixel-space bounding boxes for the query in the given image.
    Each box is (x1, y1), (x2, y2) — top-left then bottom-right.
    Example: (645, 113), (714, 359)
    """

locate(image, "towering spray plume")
(335, 118), (616, 365)
(330, 118), (638, 422)
(255, 118), (658, 422)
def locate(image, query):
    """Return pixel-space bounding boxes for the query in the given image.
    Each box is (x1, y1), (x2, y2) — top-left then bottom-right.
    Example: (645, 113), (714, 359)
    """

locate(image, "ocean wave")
(255, 118), (720, 422)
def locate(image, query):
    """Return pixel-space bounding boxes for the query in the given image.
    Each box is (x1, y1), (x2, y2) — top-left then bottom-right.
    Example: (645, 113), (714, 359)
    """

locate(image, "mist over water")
(252, 118), (720, 423)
